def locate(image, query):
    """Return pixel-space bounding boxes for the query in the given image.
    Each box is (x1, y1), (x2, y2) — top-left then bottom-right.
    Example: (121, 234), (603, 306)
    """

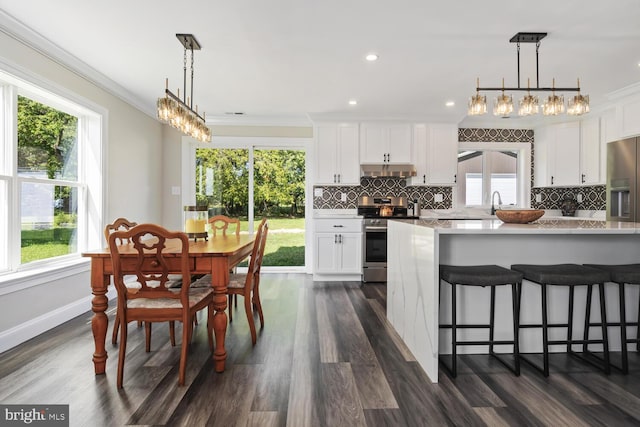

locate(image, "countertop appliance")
(357, 196), (418, 282)
(607, 137), (640, 222)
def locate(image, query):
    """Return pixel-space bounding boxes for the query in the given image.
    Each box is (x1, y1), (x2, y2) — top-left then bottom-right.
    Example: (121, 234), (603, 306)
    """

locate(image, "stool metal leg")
(512, 282), (521, 375)
(598, 283), (611, 375)
(489, 285), (496, 355)
(619, 283), (629, 373)
(541, 283), (550, 377)
(451, 283), (457, 377)
(568, 286), (575, 354)
(583, 284), (593, 354)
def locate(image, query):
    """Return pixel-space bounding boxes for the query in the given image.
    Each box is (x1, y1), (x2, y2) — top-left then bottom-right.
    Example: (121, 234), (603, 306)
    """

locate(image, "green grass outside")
(20, 218), (305, 267)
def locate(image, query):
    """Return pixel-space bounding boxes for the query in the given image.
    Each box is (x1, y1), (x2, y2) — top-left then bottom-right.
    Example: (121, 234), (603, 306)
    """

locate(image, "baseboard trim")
(0, 288), (116, 354)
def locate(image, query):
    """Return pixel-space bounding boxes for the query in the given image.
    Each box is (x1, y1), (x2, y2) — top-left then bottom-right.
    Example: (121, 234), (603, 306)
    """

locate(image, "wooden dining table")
(81, 233), (255, 375)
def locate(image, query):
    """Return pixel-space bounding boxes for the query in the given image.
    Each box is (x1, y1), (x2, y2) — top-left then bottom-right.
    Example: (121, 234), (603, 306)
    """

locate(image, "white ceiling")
(1, 1), (639, 127)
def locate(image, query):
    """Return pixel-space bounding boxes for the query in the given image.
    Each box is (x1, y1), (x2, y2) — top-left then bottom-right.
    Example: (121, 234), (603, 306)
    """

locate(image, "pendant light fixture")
(157, 34), (212, 142)
(468, 32), (589, 118)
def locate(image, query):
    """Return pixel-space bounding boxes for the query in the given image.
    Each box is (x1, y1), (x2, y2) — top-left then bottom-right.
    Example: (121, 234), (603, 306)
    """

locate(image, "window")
(456, 142), (531, 209)
(0, 70), (103, 275)
(194, 146), (306, 268)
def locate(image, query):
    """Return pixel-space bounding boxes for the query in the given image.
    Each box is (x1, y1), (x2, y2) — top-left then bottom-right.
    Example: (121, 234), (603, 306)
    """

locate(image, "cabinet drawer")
(314, 218), (362, 233)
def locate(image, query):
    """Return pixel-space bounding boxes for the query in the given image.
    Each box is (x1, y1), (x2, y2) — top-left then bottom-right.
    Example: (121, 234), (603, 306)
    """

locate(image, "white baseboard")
(0, 288), (117, 354)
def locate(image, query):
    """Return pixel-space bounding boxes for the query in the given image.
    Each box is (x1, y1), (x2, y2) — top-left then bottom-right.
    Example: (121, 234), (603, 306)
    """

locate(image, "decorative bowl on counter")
(495, 209), (545, 224)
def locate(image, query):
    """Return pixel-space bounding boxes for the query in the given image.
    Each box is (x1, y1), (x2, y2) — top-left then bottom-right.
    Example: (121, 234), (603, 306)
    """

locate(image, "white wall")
(0, 31), (165, 350)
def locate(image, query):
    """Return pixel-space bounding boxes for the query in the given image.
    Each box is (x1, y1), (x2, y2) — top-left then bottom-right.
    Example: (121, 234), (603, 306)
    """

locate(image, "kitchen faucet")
(490, 191), (502, 215)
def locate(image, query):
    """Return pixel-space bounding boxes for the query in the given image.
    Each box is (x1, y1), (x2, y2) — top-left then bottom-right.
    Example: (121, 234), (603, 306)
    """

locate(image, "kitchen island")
(387, 218), (640, 382)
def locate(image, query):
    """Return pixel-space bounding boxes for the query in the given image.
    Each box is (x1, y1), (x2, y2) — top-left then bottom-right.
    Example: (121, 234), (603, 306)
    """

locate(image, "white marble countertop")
(392, 218), (640, 234)
(313, 209), (361, 219)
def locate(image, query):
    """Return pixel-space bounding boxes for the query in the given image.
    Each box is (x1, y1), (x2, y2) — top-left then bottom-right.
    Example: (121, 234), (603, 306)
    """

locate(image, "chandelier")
(468, 32), (589, 118)
(157, 34), (212, 142)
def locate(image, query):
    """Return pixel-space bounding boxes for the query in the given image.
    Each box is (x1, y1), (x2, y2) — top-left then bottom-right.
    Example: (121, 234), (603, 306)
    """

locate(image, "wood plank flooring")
(1, 273), (640, 426)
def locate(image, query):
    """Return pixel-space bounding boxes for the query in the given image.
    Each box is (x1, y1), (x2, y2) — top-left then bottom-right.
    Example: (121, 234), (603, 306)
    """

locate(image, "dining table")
(81, 233), (255, 375)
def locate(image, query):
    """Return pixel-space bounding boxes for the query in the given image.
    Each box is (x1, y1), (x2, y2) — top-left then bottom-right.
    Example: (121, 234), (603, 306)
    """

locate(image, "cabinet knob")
(581, 174), (586, 184)
(333, 174), (337, 183)
(423, 174), (426, 184)
(551, 176), (554, 185)
(338, 174), (341, 183)
(454, 174), (457, 183)
(339, 234), (343, 244)
(334, 234), (338, 244)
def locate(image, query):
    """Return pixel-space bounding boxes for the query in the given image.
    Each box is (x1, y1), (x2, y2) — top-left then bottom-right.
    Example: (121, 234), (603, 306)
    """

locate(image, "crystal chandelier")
(493, 79), (513, 117)
(468, 78), (487, 115)
(468, 32), (589, 118)
(567, 79), (590, 116)
(157, 34), (212, 143)
(542, 79), (564, 115)
(518, 79), (539, 116)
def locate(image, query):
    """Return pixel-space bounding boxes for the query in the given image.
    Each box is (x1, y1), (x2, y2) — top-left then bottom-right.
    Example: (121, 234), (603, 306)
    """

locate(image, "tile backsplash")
(313, 178), (452, 210)
(313, 127), (606, 211)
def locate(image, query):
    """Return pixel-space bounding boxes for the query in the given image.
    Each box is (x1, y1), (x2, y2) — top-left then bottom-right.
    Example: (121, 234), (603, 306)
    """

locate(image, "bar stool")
(584, 263), (640, 374)
(511, 264), (611, 376)
(439, 265), (523, 378)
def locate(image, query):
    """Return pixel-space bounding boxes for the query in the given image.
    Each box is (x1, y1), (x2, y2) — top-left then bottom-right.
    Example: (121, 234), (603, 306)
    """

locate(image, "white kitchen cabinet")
(360, 123), (412, 164)
(314, 218), (362, 275)
(408, 123), (458, 186)
(534, 120), (604, 187)
(314, 123), (360, 185)
(580, 117), (601, 185)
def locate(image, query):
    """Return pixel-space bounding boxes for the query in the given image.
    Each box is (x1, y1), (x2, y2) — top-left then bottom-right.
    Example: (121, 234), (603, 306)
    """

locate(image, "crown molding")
(0, 10), (156, 118)
(605, 81), (640, 101)
(206, 113), (312, 127)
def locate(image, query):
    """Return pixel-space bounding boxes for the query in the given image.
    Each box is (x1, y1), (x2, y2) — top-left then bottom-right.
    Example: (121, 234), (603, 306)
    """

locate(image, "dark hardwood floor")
(1, 273), (640, 426)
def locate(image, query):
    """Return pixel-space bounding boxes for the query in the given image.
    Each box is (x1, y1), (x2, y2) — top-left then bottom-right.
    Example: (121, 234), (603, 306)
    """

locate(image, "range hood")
(361, 163), (417, 178)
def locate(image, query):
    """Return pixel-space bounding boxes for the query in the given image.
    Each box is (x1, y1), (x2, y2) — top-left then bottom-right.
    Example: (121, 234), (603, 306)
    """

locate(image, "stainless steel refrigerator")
(607, 137), (640, 221)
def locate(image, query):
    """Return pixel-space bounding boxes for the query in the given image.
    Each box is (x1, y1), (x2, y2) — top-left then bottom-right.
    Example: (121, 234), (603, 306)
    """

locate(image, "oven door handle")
(364, 226), (388, 231)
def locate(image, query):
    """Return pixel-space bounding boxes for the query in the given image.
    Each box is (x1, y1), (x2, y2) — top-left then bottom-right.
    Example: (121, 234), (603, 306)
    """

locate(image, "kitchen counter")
(387, 219), (640, 383)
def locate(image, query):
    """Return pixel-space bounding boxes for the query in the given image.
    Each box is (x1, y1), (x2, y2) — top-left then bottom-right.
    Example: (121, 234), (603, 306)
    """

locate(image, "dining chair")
(192, 217), (268, 345)
(208, 214), (241, 308)
(208, 215), (240, 237)
(108, 223), (214, 388)
(105, 218), (182, 349)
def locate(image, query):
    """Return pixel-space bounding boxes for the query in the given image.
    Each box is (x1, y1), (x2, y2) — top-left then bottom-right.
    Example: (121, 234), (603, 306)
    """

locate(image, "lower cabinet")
(313, 218), (362, 279)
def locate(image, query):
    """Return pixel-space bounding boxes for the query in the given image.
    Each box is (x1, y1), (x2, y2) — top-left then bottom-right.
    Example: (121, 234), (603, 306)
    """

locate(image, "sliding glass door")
(195, 146), (305, 268)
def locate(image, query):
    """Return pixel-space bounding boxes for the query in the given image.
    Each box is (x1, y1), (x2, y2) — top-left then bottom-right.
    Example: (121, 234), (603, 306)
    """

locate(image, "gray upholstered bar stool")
(439, 265), (523, 378)
(511, 264), (611, 377)
(584, 263), (640, 374)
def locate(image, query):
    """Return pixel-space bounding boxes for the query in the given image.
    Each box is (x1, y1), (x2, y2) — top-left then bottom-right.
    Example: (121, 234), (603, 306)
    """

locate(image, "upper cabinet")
(360, 123), (412, 164)
(314, 123), (360, 185)
(534, 119), (604, 187)
(408, 123), (458, 186)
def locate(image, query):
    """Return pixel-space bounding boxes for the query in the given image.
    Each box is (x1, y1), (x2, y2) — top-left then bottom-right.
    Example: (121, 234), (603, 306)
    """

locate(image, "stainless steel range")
(357, 196), (418, 282)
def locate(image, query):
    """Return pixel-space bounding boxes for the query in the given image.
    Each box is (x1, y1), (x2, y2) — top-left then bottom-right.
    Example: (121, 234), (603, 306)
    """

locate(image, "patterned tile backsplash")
(313, 127), (606, 211)
(313, 178), (452, 210)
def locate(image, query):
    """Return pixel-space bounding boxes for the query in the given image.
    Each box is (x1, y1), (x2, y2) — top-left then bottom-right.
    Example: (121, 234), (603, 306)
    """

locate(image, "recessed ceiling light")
(349, 99), (358, 105)
(365, 53), (379, 61)
(445, 101), (455, 107)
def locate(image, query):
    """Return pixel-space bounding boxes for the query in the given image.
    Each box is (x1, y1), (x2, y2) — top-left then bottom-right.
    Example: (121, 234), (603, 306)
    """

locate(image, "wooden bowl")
(495, 209), (545, 224)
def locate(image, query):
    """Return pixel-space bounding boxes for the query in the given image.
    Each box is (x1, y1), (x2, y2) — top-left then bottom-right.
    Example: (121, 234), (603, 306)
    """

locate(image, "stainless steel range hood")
(361, 163), (417, 178)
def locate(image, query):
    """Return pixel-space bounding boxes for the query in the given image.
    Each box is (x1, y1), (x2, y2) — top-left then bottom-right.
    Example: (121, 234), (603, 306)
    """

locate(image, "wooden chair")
(208, 214), (241, 307)
(106, 218), (181, 349)
(192, 218), (268, 345)
(108, 223), (214, 388)
(228, 218), (269, 344)
(209, 215), (240, 237)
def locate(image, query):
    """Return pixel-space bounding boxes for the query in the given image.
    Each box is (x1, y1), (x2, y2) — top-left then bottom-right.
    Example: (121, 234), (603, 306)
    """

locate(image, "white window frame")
(457, 141), (531, 209)
(0, 65), (105, 285)
(183, 136), (313, 274)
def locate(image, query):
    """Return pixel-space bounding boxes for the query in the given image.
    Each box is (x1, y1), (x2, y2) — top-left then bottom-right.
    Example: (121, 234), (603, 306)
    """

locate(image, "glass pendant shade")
(468, 93), (487, 115)
(542, 94), (564, 115)
(567, 94), (590, 116)
(518, 94), (539, 116)
(493, 93), (513, 117)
